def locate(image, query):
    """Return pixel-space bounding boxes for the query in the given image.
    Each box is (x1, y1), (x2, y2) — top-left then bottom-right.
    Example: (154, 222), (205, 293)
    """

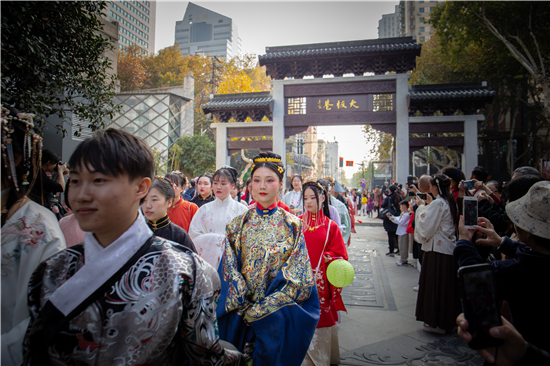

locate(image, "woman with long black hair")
(300, 180), (347, 366)
(414, 174), (460, 334)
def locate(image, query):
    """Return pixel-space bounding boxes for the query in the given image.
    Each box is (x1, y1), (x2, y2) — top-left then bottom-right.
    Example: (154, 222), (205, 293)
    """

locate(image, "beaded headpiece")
(154, 175), (177, 189)
(253, 157), (281, 163)
(1, 106), (42, 195)
(303, 180), (325, 193)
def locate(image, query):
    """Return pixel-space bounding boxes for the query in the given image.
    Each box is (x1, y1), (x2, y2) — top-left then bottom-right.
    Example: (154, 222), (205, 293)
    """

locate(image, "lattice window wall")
(373, 94), (393, 112)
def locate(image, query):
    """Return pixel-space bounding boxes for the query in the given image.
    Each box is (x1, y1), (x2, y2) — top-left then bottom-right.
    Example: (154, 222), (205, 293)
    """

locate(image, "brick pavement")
(334, 222), (484, 366)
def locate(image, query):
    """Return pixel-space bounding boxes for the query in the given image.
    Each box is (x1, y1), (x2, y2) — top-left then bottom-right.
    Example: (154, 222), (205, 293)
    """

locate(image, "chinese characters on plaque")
(287, 94), (393, 115)
(306, 94), (369, 114)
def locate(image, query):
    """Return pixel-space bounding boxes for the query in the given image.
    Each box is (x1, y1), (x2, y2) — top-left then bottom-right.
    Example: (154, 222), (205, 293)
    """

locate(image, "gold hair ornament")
(254, 157), (281, 163)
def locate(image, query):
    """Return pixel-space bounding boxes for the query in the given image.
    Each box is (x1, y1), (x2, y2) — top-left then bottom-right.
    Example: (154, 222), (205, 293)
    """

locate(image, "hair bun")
(251, 152), (285, 180)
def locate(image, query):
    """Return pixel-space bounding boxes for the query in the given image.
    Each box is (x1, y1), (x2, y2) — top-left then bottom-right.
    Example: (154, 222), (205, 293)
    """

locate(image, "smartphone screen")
(462, 180), (476, 189)
(417, 193), (427, 200)
(463, 199), (478, 227)
(458, 264), (503, 349)
(408, 191), (416, 197)
(407, 176), (414, 186)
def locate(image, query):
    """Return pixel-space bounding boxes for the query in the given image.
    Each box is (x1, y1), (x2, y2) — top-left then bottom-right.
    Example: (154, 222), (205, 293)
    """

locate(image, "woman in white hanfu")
(1, 107), (66, 366)
(282, 174), (303, 215)
(188, 166), (248, 268)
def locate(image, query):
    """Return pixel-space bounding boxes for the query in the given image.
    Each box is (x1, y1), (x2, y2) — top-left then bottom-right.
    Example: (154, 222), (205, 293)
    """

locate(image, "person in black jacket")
(41, 149), (68, 219)
(141, 177), (196, 253)
(381, 185), (401, 257)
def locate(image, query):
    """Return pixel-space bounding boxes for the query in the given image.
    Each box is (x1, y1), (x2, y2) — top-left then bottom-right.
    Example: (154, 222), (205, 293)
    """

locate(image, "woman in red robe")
(300, 181), (348, 366)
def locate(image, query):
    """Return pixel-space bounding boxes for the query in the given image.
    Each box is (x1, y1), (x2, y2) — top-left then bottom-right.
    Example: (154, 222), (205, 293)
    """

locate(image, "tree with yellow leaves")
(117, 45), (271, 136)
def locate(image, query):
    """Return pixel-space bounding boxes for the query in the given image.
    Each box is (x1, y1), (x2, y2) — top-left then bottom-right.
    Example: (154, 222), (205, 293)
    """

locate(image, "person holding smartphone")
(41, 149), (69, 219)
(454, 181), (550, 356)
(414, 174), (461, 334)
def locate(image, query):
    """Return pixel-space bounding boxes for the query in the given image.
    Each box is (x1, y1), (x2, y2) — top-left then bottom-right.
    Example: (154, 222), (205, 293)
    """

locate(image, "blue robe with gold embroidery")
(217, 205), (320, 365)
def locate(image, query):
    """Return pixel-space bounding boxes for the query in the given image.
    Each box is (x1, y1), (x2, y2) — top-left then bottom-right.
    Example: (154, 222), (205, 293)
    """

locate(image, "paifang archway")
(203, 37), (495, 185)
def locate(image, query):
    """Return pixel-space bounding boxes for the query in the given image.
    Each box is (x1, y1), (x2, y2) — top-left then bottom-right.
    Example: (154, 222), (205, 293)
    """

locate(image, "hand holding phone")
(473, 218), (502, 247)
(462, 180), (476, 189)
(458, 216), (475, 241)
(463, 197), (478, 229)
(458, 264), (504, 350)
(457, 313), (526, 365)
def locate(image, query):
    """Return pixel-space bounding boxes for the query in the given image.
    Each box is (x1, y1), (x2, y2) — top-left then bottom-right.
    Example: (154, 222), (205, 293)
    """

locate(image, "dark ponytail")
(430, 174), (459, 227)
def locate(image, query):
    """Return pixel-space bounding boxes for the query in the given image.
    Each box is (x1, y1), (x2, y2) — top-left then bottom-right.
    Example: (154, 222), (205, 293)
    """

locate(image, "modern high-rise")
(105, 0), (156, 55)
(398, 0), (445, 43)
(174, 3), (242, 60)
(325, 142), (340, 181)
(378, 5), (400, 39)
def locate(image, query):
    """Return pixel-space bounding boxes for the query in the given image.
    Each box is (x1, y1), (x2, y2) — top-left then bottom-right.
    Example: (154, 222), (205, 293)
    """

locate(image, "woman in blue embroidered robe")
(216, 152), (320, 366)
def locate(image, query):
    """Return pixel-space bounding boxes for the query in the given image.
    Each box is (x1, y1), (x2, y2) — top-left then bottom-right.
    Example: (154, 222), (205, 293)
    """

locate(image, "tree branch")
(526, 4), (546, 81)
(474, 5), (538, 82)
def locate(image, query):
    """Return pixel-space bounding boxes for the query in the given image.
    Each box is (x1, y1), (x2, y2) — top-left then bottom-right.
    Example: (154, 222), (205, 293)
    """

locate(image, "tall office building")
(325, 142), (340, 181)
(398, 0), (444, 43)
(378, 5), (400, 39)
(174, 3), (242, 60)
(106, 0), (156, 55)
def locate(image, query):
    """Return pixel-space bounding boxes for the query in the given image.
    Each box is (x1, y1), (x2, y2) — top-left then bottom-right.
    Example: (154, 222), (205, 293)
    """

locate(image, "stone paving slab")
(339, 331), (484, 366)
(336, 225), (486, 365)
(341, 242), (396, 310)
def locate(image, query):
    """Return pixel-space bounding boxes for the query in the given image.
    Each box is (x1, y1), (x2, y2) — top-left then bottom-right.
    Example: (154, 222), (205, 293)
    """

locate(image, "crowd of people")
(353, 166), (549, 365)
(1, 107), (357, 365)
(2, 105), (549, 365)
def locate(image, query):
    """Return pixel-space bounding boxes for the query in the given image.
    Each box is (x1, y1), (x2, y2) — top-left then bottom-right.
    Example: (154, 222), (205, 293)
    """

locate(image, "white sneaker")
(423, 323), (446, 334)
(396, 260), (407, 266)
(413, 285), (419, 292)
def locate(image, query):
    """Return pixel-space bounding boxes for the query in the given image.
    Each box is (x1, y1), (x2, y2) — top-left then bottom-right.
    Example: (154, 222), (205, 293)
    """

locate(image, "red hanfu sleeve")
(324, 219), (348, 261)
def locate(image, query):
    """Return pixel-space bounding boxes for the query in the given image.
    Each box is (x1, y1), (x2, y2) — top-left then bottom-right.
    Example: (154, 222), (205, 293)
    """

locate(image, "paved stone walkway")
(336, 222), (484, 365)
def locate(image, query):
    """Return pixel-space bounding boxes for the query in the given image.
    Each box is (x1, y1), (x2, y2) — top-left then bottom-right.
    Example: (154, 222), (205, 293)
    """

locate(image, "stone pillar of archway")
(395, 74), (410, 185)
(213, 124), (228, 168)
(462, 116), (479, 177)
(272, 80), (287, 182)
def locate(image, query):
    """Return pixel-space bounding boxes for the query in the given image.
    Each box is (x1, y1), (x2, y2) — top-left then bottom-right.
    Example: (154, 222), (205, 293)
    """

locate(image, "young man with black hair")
(23, 129), (243, 365)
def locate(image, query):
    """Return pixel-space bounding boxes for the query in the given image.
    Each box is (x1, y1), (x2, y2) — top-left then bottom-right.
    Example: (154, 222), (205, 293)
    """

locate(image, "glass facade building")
(106, 1), (156, 55)
(175, 2), (242, 60)
(108, 90), (193, 158)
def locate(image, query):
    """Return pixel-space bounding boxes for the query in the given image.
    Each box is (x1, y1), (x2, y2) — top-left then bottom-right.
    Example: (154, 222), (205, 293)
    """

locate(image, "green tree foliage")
(170, 134), (215, 178)
(117, 46), (271, 137)
(152, 148), (168, 176)
(409, 2), (550, 171)
(362, 125), (393, 161)
(1, 1), (119, 134)
(410, 34), (486, 85)
(427, 1), (550, 170)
